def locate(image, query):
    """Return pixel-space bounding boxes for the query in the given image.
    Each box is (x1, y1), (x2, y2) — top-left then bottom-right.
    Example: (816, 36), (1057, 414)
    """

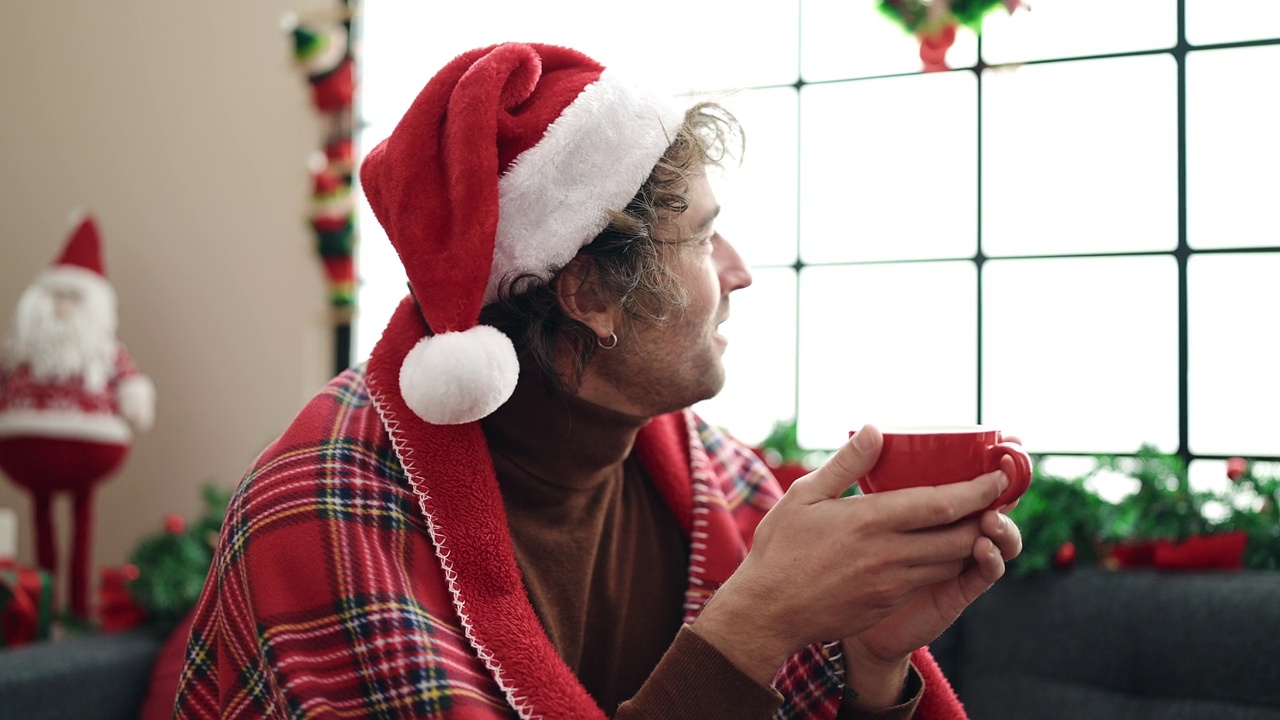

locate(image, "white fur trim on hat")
(399, 325), (519, 425)
(486, 70), (687, 304)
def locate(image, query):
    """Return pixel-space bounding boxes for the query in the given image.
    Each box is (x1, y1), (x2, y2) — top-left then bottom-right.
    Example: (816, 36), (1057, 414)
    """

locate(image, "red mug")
(853, 426), (1031, 512)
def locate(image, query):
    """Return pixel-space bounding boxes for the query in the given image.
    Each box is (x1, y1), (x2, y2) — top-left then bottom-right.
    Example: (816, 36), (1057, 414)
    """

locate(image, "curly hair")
(477, 101), (743, 394)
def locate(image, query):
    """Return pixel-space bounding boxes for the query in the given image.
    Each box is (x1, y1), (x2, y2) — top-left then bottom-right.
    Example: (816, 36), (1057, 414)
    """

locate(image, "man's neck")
(480, 358), (650, 488)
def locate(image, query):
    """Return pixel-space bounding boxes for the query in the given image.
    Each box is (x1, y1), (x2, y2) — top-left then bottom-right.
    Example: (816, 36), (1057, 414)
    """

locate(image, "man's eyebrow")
(697, 205), (722, 232)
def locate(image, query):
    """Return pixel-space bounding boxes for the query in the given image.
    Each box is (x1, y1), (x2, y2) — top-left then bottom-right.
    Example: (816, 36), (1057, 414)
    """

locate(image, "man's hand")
(691, 424), (1012, 687)
(842, 440), (1025, 707)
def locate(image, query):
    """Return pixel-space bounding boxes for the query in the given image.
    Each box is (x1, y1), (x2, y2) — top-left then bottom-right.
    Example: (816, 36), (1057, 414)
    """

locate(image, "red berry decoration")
(1053, 541), (1077, 569)
(917, 22), (957, 72)
(1226, 457), (1247, 482)
(164, 513), (186, 535)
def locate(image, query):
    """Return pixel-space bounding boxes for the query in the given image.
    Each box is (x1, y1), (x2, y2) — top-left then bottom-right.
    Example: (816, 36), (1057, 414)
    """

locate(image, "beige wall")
(0, 0), (338, 604)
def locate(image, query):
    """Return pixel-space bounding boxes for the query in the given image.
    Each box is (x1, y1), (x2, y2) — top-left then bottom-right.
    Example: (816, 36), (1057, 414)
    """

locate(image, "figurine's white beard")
(6, 278), (118, 394)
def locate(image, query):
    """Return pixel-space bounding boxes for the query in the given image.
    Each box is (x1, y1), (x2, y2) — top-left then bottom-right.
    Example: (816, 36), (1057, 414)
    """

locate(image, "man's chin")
(694, 370), (727, 406)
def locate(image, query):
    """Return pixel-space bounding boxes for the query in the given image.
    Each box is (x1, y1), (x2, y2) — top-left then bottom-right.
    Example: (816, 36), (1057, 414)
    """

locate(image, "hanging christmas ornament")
(283, 1), (360, 376)
(309, 163), (356, 310)
(878, 0), (1025, 72)
(288, 21), (354, 113)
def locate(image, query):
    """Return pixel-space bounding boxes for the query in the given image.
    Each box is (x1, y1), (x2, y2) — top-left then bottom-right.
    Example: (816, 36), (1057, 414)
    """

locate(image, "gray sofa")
(1, 569), (1277, 719)
(0, 628), (162, 720)
(931, 568), (1280, 719)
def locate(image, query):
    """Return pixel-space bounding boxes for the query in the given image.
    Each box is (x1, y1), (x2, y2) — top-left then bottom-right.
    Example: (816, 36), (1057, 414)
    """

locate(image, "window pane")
(1187, 0), (1280, 45)
(1190, 459), (1234, 496)
(797, 263), (977, 450)
(1188, 254), (1280, 456)
(982, 56), (1177, 257)
(983, 256), (1178, 454)
(695, 268), (797, 446)
(352, 198), (406, 364)
(361, 0), (799, 124)
(1187, 46), (1280, 250)
(981, 0), (1176, 65)
(705, 87), (799, 268)
(354, 122), (405, 363)
(800, 74), (977, 264)
(801, 0), (977, 81)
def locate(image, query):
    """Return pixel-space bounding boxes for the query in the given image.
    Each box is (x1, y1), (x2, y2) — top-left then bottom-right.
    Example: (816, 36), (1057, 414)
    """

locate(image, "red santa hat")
(55, 212), (107, 278)
(41, 211), (116, 305)
(360, 43), (686, 425)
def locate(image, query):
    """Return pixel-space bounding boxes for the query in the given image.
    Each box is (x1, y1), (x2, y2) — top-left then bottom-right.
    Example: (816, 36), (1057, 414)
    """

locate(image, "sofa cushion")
(0, 629), (162, 720)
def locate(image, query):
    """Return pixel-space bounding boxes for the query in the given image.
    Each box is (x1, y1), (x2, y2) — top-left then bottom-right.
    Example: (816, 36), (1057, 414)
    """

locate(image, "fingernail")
(996, 471), (1010, 493)
(997, 514), (1008, 532)
(852, 425), (874, 452)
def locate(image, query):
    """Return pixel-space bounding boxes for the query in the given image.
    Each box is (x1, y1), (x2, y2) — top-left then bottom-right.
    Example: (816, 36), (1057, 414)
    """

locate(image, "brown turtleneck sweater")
(481, 366), (922, 718)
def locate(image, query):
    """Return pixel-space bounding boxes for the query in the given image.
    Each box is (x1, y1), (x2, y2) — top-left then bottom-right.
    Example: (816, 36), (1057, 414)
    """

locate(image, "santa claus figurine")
(0, 212), (155, 619)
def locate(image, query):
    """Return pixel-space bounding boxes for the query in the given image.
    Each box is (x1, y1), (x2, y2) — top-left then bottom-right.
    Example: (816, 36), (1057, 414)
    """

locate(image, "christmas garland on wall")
(285, 1), (360, 376)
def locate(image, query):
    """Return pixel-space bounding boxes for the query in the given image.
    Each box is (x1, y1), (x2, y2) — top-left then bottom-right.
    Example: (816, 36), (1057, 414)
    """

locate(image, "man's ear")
(554, 257), (616, 338)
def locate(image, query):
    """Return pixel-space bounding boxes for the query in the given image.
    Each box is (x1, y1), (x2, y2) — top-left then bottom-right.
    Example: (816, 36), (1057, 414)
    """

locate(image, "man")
(175, 43), (1021, 719)
(0, 212), (155, 618)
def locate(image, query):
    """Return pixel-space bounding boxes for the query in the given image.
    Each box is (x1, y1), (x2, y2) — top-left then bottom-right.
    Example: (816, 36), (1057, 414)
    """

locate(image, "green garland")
(1010, 445), (1280, 576)
(878, 0), (1013, 34)
(127, 484), (231, 633)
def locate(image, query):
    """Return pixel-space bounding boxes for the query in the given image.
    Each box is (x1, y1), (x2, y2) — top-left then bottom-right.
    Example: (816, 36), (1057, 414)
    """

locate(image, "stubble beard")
(594, 325), (725, 417)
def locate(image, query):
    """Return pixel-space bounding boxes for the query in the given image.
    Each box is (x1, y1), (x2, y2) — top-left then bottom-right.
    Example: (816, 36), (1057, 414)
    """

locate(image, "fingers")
(791, 424), (883, 501)
(969, 536), (1007, 588)
(892, 520), (984, 565)
(869, 470), (1009, 532)
(903, 559), (970, 587)
(981, 510), (1023, 561)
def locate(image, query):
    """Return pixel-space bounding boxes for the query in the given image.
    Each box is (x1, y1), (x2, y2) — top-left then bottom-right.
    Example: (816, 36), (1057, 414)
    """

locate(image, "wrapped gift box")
(1, 559), (54, 647)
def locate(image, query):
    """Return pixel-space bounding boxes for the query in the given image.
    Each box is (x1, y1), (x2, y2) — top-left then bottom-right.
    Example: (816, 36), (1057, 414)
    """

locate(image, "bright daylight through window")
(355, 0), (1280, 492)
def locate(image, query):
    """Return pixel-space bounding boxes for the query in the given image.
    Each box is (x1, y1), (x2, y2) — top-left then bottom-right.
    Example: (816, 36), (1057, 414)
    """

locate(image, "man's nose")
(716, 235), (753, 292)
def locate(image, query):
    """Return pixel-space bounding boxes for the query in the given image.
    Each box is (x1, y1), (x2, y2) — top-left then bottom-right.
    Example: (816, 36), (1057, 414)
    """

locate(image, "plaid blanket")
(175, 302), (966, 719)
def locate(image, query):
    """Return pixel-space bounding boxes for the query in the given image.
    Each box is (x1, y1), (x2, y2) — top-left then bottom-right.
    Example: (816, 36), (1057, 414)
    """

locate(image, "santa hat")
(40, 210), (116, 303)
(360, 43), (685, 425)
(56, 212), (107, 278)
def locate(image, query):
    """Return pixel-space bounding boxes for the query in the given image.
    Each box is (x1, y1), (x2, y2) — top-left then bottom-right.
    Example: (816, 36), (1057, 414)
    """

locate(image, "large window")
(356, 0), (1280, 490)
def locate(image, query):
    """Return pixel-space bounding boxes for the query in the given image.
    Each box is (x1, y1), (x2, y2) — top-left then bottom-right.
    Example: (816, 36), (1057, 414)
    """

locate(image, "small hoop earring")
(597, 331), (618, 350)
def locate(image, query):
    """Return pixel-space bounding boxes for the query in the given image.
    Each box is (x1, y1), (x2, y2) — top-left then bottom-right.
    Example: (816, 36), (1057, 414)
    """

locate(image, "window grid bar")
(789, 36), (1280, 92)
(1176, 0), (1193, 468)
(1033, 451), (1280, 462)
(974, 33), (986, 427)
(749, 244), (1280, 273)
(792, 1), (806, 428)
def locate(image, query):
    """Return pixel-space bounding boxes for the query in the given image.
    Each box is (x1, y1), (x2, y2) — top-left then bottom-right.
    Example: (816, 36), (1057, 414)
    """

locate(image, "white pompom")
(398, 325), (519, 425)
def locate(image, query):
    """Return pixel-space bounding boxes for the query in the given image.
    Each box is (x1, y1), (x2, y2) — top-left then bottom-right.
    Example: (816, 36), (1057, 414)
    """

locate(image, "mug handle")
(984, 442), (1032, 509)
